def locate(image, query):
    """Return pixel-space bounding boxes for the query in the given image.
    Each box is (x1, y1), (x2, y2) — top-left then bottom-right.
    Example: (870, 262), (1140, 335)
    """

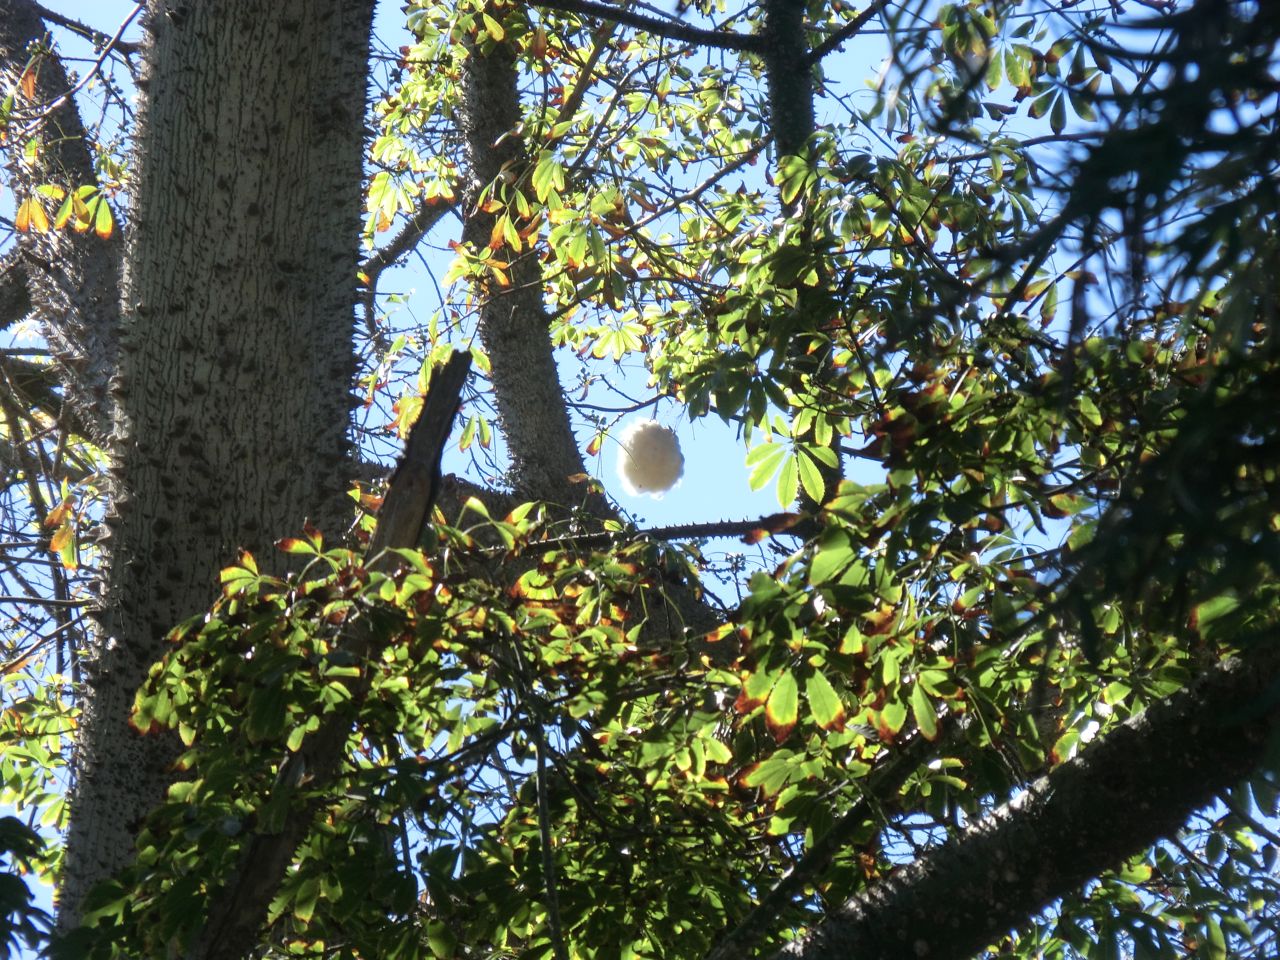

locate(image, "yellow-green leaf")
(910, 683), (939, 740)
(765, 670), (798, 742)
(806, 671), (846, 731)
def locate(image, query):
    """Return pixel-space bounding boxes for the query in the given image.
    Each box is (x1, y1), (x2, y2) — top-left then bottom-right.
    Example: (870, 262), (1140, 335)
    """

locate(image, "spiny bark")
(773, 643), (1280, 960)
(0, 251), (34, 328)
(459, 39), (594, 505)
(761, 0), (815, 162)
(0, 0), (124, 441)
(61, 0), (374, 924)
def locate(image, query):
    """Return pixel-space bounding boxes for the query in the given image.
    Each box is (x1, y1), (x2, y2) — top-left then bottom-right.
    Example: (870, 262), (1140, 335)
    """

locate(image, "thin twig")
(0, 594), (86, 607)
(528, 0), (764, 53)
(32, 2), (141, 54)
(357, 199), (456, 345)
(704, 723), (949, 960)
(16, 3), (143, 139)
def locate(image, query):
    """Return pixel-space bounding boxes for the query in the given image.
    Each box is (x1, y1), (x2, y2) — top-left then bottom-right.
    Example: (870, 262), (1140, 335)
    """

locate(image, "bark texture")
(60, 0), (374, 923)
(775, 643), (1280, 960)
(459, 41), (592, 504)
(0, 0), (124, 440)
(762, 0), (815, 160)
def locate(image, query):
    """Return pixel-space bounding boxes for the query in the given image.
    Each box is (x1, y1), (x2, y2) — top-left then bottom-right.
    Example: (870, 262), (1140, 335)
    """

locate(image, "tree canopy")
(1, 0), (1280, 959)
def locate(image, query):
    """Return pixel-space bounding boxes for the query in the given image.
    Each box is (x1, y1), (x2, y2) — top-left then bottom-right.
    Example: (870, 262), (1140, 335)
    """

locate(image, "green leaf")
(776, 454), (799, 508)
(1077, 394), (1103, 427)
(797, 448), (826, 504)
(746, 442), (787, 492)
(809, 527), (854, 585)
(1204, 918), (1226, 960)
(531, 151), (565, 203)
(879, 699), (908, 737)
(806, 671), (846, 731)
(765, 671), (799, 742)
(427, 920), (458, 959)
(910, 684), (939, 740)
(292, 874), (320, 923)
(481, 12), (505, 40)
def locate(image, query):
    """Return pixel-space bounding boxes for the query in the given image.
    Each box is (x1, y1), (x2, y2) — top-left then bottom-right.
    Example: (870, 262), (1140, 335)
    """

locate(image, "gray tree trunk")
(58, 0), (374, 924)
(459, 42), (592, 504)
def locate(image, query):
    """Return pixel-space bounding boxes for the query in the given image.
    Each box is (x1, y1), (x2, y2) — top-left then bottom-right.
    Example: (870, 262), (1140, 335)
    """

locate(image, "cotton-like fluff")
(616, 420), (684, 497)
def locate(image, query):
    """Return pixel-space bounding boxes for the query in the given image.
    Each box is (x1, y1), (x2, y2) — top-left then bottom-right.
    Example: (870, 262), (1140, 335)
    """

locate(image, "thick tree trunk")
(59, 0), (374, 924)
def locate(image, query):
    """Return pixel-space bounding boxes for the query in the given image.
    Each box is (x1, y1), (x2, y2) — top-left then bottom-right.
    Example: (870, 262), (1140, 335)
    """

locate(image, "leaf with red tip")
(736, 667), (776, 715)
(765, 670), (798, 742)
(807, 671), (846, 731)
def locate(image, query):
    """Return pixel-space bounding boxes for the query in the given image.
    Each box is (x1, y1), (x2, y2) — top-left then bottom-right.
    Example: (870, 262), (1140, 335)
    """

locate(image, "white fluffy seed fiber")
(616, 420), (684, 497)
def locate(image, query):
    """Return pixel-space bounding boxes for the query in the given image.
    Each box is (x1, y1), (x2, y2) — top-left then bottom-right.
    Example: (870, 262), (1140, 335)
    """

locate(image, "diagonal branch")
(806, 0), (892, 65)
(357, 197), (456, 342)
(30, 2), (141, 54)
(12, 2), (142, 139)
(767, 641), (1280, 960)
(705, 720), (950, 960)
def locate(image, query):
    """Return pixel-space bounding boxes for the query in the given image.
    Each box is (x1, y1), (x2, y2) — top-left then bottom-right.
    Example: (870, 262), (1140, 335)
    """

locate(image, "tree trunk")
(59, 0), (374, 924)
(459, 40), (592, 504)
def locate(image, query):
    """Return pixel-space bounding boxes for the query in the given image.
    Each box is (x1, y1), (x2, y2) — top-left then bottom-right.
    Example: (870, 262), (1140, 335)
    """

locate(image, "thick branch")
(770, 642), (1280, 960)
(0, 253), (33, 329)
(759, 0), (843, 509)
(707, 721), (948, 960)
(367, 351), (471, 558)
(459, 37), (596, 504)
(527, 0), (763, 53)
(762, 0), (814, 160)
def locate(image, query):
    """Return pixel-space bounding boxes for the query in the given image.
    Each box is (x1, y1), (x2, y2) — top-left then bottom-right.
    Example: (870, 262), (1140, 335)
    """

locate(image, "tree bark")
(59, 0), (374, 925)
(459, 40), (593, 504)
(773, 642), (1280, 960)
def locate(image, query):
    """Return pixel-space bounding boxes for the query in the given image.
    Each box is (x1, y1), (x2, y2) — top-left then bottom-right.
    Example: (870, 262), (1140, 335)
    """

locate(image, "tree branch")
(806, 0), (892, 65)
(31, 2), (141, 55)
(367, 351), (472, 559)
(767, 641), (1280, 960)
(706, 719), (950, 960)
(357, 197), (455, 343)
(459, 36), (599, 503)
(0, 253), (33, 330)
(498, 513), (809, 555)
(527, 0), (764, 53)
(0, 0), (124, 441)
(11, 2), (142, 140)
